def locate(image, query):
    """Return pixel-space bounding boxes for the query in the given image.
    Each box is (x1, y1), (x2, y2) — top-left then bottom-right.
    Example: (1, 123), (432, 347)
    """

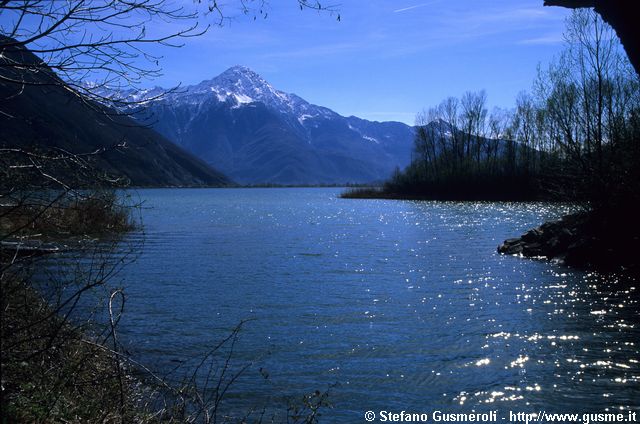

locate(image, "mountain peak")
(223, 65), (258, 75)
(214, 65), (269, 90)
(218, 65), (261, 80)
(120, 65), (324, 120)
(199, 65), (306, 113)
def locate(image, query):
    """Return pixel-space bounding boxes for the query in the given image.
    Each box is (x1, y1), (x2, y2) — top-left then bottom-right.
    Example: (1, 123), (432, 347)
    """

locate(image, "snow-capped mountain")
(125, 66), (415, 184)
(129, 66), (336, 118)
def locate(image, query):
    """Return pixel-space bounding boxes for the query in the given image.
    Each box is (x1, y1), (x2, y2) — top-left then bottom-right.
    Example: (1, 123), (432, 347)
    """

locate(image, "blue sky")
(149, 0), (572, 124)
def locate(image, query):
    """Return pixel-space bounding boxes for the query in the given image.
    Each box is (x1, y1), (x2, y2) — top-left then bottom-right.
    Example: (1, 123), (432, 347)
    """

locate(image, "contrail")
(393, 3), (434, 13)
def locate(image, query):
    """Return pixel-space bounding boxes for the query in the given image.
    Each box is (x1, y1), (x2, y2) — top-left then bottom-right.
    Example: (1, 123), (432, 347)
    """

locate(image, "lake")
(107, 188), (638, 422)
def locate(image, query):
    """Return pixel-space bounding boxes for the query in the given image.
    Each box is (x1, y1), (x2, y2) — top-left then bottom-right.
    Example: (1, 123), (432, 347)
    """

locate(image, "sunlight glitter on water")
(83, 188), (640, 420)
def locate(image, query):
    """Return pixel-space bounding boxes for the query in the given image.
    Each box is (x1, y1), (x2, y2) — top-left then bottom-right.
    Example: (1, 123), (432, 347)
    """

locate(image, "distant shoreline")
(339, 186), (547, 202)
(125, 183), (374, 189)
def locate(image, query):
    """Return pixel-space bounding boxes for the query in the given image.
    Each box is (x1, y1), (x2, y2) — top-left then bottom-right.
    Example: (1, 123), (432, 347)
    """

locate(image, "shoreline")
(340, 188), (639, 276)
(339, 187), (547, 202)
(498, 211), (640, 276)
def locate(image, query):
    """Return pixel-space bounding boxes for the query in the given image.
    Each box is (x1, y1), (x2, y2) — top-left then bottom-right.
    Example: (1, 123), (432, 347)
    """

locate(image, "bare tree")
(1, 0), (204, 108)
(487, 107), (511, 169)
(544, 0), (640, 76)
(536, 9), (639, 207)
(512, 91), (539, 174)
(0, 0), (338, 109)
(413, 107), (442, 178)
(439, 96), (461, 171)
(460, 90), (488, 165)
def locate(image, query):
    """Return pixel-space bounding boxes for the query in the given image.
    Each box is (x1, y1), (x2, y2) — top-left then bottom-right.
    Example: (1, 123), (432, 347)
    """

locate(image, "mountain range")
(0, 37), (230, 187)
(122, 66), (416, 185)
(2, 36), (416, 187)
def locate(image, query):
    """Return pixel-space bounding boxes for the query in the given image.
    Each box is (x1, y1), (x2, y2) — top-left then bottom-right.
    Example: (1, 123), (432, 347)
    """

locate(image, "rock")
(498, 212), (590, 263)
(546, 236), (563, 256)
(522, 242), (544, 257)
(521, 228), (543, 242)
(497, 211), (639, 273)
(497, 238), (525, 255)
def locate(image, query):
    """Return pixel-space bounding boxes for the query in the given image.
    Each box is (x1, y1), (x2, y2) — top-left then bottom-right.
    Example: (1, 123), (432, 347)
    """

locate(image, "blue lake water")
(106, 188), (638, 421)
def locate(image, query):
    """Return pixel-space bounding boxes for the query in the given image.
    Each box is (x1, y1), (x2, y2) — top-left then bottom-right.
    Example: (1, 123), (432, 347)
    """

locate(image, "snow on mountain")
(121, 65), (336, 124)
(106, 66), (416, 184)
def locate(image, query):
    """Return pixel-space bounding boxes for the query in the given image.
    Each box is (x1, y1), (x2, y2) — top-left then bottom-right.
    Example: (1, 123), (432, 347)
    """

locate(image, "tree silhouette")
(544, 0), (640, 75)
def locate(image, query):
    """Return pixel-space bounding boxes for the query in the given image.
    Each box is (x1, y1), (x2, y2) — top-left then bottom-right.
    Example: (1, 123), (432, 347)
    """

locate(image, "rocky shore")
(498, 211), (639, 274)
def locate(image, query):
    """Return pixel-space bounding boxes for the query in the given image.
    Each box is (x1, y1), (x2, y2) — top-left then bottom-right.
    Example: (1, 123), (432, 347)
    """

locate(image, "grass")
(1, 190), (140, 423)
(1, 276), (143, 423)
(1, 190), (135, 241)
